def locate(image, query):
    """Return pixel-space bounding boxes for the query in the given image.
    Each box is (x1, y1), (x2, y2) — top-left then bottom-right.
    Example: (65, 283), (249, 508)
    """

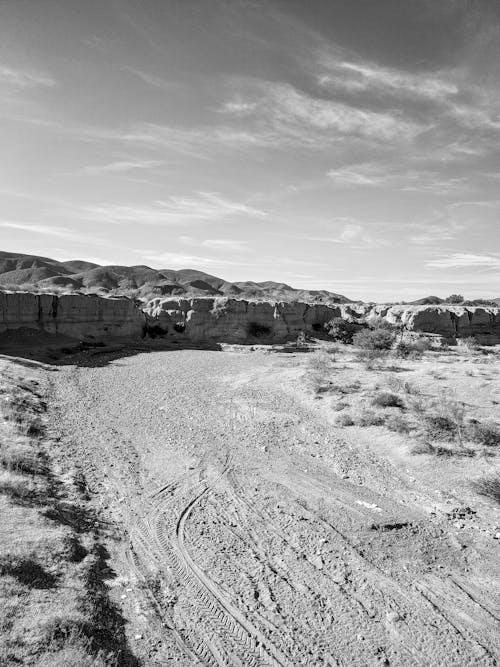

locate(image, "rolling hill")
(0, 251), (350, 303)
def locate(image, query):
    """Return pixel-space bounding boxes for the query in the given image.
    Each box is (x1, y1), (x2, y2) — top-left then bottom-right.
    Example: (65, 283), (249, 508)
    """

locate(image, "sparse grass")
(385, 414), (412, 433)
(471, 475), (500, 504)
(385, 375), (418, 395)
(0, 368), (139, 666)
(335, 405), (386, 428)
(356, 348), (389, 370)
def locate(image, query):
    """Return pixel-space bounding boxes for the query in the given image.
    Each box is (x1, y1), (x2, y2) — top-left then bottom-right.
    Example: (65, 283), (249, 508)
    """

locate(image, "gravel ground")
(47, 347), (500, 666)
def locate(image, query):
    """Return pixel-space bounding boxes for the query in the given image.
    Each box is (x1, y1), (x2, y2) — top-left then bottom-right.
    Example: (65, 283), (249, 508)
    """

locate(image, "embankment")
(1, 291), (499, 345)
(0, 291), (145, 341)
(144, 298), (500, 344)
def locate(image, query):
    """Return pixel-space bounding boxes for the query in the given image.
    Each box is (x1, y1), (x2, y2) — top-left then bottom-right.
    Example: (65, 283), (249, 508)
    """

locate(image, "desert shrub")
(461, 336), (479, 350)
(371, 391), (404, 409)
(326, 318), (359, 344)
(394, 338), (432, 359)
(385, 414), (412, 433)
(334, 412), (355, 426)
(421, 414), (457, 440)
(0, 444), (47, 475)
(307, 350), (332, 374)
(353, 407), (385, 427)
(467, 421), (500, 447)
(385, 375), (418, 395)
(247, 322), (271, 338)
(353, 328), (395, 351)
(330, 380), (361, 394)
(357, 348), (388, 370)
(367, 316), (398, 331)
(471, 475), (500, 504)
(411, 393), (466, 445)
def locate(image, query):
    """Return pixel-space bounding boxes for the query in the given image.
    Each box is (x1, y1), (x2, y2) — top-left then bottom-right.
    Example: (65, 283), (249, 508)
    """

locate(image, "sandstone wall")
(144, 298), (500, 344)
(0, 291), (146, 340)
(2, 292), (499, 346)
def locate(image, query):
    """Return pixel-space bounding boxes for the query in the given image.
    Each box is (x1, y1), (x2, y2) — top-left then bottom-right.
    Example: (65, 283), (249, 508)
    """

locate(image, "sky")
(1, 0), (499, 301)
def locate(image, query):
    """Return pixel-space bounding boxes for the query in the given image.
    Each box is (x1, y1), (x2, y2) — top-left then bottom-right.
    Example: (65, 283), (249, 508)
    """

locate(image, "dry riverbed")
(2, 342), (499, 665)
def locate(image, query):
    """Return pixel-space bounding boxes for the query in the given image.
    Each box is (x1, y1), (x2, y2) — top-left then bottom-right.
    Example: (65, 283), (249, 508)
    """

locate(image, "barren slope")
(47, 348), (499, 666)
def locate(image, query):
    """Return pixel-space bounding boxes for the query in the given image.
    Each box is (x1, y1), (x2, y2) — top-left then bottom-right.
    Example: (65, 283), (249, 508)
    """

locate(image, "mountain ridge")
(0, 250), (351, 303)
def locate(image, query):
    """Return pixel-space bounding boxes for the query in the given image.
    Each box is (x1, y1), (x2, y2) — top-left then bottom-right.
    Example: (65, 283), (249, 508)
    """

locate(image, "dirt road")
(48, 348), (500, 666)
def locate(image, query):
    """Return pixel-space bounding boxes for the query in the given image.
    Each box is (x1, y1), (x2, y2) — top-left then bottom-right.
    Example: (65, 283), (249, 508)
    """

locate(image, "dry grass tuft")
(471, 475), (500, 504)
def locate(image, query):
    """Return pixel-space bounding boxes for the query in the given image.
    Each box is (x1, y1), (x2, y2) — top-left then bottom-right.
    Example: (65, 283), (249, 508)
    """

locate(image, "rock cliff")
(144, 298), (500, 344)
(2, 292), (499, 346)
(0, 291), (146, 341)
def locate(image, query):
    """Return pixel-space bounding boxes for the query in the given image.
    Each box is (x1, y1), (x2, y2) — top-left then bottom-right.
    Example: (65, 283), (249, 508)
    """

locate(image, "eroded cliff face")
(0, 291), (146, 340)
(144, 298), (500, 344)
(376, 305), (500, 344)
(2, 292), (499, 346)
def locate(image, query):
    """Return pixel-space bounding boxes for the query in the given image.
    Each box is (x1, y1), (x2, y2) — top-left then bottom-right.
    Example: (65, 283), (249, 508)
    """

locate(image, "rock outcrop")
(2, 292), (499, 346)
(144, 298), (500, 344)
(0, 291), (146, 341)
(375, 305), (500, 344)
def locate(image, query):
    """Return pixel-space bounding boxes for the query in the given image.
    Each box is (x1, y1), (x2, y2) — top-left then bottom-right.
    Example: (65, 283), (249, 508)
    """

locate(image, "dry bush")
(471, 475), (500, 504)
(466, 421), (500, 447)
(461, 336), (479, 350)
(334, 411), (355, 426)
(0, 439), (47, 475)
(353, 328), (395, 351)
(409, 392), (466, 444)
(330, 380), (361, 395)
(385, 414), (412, 433)
(371, 391), (404, 409)
(357, 348), (389, 370)
(394, 338), (432, 359)
(385, 375), (418, 395)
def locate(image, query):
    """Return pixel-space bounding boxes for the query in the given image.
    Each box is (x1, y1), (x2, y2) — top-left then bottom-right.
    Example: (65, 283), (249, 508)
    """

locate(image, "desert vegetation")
(0, 363), (138, 666)
(304, 329), (500, 465)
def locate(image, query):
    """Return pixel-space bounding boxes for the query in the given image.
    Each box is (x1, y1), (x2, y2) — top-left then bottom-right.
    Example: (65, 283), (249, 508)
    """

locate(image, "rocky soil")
(41, 344), (500, 666)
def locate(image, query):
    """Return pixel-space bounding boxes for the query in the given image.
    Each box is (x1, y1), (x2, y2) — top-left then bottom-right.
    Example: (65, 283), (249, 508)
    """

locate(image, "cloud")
(264, 82), (422, 142)
(180, 236), (248, 251)
(124, 67), (173, 90)
(327, 163), (471, 194)
(295, 219), (390, 249)
(217, 99), (258, 115)
(426, 253), (500, 269)
(0, 65), (56, 88)
(318, 56), (458, 101)
(81, 192), (267, 225)
(82, 159), (163, 174)
(327, 164), (390, 186)
(0, 222), (75, 239)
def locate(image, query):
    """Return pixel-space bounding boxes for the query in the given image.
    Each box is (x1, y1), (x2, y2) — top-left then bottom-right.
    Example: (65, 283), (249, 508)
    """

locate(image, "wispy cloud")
(427, 253), (500, 269)
(81, 192), (267, 225)
(0, 65), (56, 88)
(327, 164), (390, 186)
(0, 221), (75, 239)
(318, 55), (458, 101)
(295, 219), (390, 249)
(259, 81), (422, 142)
(82, 159), (163, 174)
(180, 236), (248, 251)
(123, 67), (173, 90)
(327, 163), (471, 194)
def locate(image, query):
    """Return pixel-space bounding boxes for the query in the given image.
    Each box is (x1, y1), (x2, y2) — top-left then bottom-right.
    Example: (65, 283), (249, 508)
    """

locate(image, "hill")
(0, 250), (350, 303)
